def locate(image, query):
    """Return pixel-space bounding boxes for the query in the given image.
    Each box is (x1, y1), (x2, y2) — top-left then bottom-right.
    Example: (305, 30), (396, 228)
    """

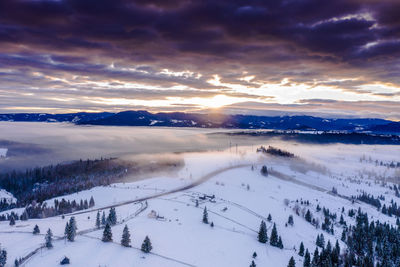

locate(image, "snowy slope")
(0, 144), (399, 267)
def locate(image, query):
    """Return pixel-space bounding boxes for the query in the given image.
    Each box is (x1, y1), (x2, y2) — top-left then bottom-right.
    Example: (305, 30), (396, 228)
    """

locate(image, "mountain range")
(0, 111), (399, 134)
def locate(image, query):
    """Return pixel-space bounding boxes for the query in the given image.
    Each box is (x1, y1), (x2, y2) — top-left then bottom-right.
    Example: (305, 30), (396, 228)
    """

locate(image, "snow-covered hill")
(0, 144), (399, 266)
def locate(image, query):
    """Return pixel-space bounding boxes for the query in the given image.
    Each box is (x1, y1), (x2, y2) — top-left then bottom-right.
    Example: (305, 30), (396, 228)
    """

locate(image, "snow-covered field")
(0, 143), (399, 266)
(0, 148), (7, 158)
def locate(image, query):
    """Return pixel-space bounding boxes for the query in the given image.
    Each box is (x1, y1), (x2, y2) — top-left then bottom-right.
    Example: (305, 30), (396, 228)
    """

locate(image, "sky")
(0, 0), (399, 119)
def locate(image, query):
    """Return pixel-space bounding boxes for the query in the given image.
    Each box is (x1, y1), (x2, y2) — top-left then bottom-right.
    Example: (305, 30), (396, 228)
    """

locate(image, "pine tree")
(261, 165), (268, 176)
(0, 248), (6, 267)
(108, 207), (117, 225)
(252, 252), (257, 258)
(299, 242), (305, 256)
(89, 196), (95, 207)
(64, 222), (69, 237)
(102, 223), (113, 242)
(20, 211), (28, 221)
(121, 225), (131, 247)
(304, 249), (311, 267)
(339, 214), (345, 225)
(258, 220), (268, 243)
(267, 214), (272, 221)
(270, 223), (279, 247)
(141, 236), (153, 253)
(316, 234), (325, 248)
(305, 210), (312, 222)
(250, 260), (256, 267)
(210, 222), (214, 228)
(9, 216), (15, 226)
(14, 258), (19, 267)
(312, 247), (319, 266)
(66, 217), (77, 242)
(101, 211), (106, 225)
(202, 206), (209, 224)
(45, 228), (53, 248)
(288, 215), (294, 226)
(33, 224), (40, 235)
(96, 211), (101, 228)
(288, 256), (296, 267)
(278, 236), (284, 249)
(341, 229), (346, 242)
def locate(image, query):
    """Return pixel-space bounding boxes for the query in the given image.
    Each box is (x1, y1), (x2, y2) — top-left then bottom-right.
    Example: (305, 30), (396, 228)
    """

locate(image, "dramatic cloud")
(0, 0), (399, 118)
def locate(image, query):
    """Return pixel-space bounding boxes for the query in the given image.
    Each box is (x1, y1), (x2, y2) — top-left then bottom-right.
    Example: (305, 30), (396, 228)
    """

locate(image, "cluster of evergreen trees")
(381, 200), (400, 218)
(340, 208), (400, 266)
(257, 221), (283, 249)
(96, 207), (117, 228)
(356, 192), (382, 209)
(0, 199), (16, 212)
(356, 192), (400, 218)
(27, 197), (95, 219)
(307, 238), (341, 267)
(0, 158), (131, 207)
(0, 197), (95, 222)
(101, 222), (152, 253)
(321, 207), (336, 234)
(265, 146), (295, 158)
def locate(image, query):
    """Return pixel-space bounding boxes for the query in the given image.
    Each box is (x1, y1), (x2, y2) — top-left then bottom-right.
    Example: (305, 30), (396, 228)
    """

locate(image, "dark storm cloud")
(0, 0), (399, 115)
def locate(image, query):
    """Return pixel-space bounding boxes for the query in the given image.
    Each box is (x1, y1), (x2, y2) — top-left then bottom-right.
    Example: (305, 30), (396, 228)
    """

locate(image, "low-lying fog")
(0, 122), (266, 171)
(0, 122), (399, 173)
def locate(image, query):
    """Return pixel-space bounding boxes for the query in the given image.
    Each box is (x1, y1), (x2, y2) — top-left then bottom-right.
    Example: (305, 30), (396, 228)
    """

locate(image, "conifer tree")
(0, 248), (6, 267)
(20, 211), (28, 221)
(202, 206), (209, 224)
(341, 229), (346, 242)
(267, 214), (272, 222)
(305, 210), (312, 222)
(312, 247), (319, 266)
(334, 240), (340, 255)
(14, 258), (19, 267)
(45, 228), (53, 248)
(252, 252), (257, 259)
(318, 234), (325, 248)
(89, 196), (95, 207)
(102, 223), (113, 242)
(278, 236), (284, 249)
(96, 211), (101, 228)
(288, 215), (294, 226)
(261, 165), (268, 176)
(66, 216), (77, 242)
(270, 223), (279, 247)
(250, 260), (256, 267)
(141, 236), (152, 253)
(258, 220), (268, 243)
(339, 214), (345, 225)
(33, 224), (40, 235)
(9, 216), (15, 226)
(121, 225), (131, 247)
(108, 207), (117, 225)
(299, 242), (305, 256)
(304, 249), (311, 267)
(287, 256), (296, 267)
